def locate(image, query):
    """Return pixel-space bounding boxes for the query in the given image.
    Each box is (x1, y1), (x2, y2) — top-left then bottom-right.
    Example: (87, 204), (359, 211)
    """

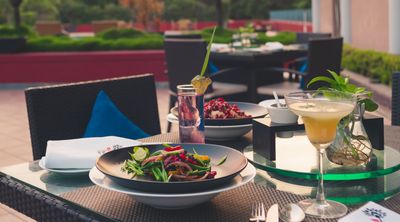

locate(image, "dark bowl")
(96, 143), (248, 193)
(171, 102), (268, 126)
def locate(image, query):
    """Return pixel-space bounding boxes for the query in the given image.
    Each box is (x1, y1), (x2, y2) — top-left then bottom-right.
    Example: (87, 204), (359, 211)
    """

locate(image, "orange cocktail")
(288, 101), (354, 149)
(285, 90), (356, 219)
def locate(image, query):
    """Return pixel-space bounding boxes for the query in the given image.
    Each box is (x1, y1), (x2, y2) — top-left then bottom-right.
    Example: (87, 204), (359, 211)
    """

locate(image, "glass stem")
(316, 149), (327, 205)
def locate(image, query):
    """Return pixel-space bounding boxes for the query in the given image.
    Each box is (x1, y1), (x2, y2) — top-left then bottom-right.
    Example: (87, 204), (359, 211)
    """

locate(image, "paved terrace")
(0, 76), (392, 221)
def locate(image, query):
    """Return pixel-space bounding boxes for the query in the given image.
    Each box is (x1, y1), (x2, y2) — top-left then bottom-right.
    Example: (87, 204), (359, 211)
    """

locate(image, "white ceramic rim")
(258, 99), (286, 108)
(89, 163), (256, 198)
(39, 157), (91, 174)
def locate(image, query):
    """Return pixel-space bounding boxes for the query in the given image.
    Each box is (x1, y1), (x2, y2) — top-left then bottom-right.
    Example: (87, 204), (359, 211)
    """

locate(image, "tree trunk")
(9, 0), (23, 28)
(13, 6), (20, 27)
(216, 0), (223, 28)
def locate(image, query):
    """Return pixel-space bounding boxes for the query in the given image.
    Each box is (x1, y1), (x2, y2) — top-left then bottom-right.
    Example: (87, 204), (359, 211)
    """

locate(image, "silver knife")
(266, 204), (279, 222)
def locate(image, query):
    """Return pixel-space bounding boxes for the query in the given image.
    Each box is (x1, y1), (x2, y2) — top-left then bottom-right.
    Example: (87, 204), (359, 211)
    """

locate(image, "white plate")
(39, 157), (91, 175)
(167, 114), (252, 141)
(89, 163), (256, 209)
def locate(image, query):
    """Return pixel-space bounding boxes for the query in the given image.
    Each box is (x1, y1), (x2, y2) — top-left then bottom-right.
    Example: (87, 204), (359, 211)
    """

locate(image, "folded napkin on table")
(43, 136), (141, 169)
(339, 201), (400, 222)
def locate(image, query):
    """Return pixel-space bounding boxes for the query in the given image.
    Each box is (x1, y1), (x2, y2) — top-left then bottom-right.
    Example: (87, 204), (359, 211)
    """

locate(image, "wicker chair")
(392, 72), (400, 126)
(257, 37), (343, 97)
(295, 32), (331, 44)
(25, 74), (161, 160)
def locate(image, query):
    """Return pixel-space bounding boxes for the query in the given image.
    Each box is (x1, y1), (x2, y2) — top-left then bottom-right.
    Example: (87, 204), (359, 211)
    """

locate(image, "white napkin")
(339, 201), (400, 222)
(264, 42), (284, 51)
(211, 43), (230, 52)
(43, 136), (141, 169)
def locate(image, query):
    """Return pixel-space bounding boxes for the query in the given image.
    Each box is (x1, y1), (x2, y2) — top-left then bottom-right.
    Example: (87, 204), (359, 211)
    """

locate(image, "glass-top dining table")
(1, 125), (400, 222)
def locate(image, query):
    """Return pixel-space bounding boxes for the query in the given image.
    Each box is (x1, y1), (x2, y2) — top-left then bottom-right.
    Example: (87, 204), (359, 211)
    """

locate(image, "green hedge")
(26, 36), (164, 52)
(23, 28), (163, 51)
(342, 44), (400, 85)
(200, 27), (296, 45)
(2, 27), (295, 52)
(96, 28), (145, 39)
(0, 25), (37, 38)
(200, 27), (236, 43)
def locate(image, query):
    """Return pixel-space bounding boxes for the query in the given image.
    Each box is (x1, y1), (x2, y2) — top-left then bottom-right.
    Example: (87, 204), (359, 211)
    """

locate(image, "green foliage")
(81, 0), (118, 7)
(0, 25), (36, 38)
(21, 0), (59, 22)
(164, 0), (309, 21)
(229, 0), (310, 19)
(200, 27), (235, 43)
(97, 28), (144, 39)
(307, 70), (379, 112)
(0, 0), (11, 24)
(57, 0), (132, 24)
(21, 11), (37, 26)
(8, 26), (294, 51)
(25, 34), (163, 52)
(342, 44), (400, 85)
(292, 0), (312, 9)
(229, 0), (270, 19)
(257, 31), (296, 45)
(200, 27), (216, 77)
(164, 0), (221, 21)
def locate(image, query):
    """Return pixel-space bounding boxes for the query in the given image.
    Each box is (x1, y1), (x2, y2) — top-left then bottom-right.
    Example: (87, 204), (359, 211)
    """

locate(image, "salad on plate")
(121, 145), (227, 182)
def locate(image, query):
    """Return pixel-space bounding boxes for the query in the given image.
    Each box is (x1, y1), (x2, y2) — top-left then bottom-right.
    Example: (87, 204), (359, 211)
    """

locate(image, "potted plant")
(308, 70), (379, 166)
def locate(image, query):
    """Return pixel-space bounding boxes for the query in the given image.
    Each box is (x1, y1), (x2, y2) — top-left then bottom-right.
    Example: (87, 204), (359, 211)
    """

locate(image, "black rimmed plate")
(96, 143), (248, 193)
(171, 102), (268, 126)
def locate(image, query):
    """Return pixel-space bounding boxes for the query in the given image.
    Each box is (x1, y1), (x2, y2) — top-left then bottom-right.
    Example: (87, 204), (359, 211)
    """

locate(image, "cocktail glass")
(284, 90), (356, 219)
(177, 84), (205, 143)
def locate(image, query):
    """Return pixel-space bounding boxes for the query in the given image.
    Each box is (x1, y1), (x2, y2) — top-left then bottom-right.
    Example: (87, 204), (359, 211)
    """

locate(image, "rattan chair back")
(25, 74), (160, 160)
(296, 32), (331, 44)
(304, 37), (343, 89)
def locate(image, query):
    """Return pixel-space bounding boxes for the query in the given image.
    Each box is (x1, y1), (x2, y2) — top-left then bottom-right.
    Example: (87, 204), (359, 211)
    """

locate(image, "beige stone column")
(340, 0), (351, 43)
(389, 0), (400, 54)
(312, 0), (321, 32)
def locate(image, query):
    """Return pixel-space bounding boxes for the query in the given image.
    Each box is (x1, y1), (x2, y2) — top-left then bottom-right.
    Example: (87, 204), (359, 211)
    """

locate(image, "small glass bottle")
(177, 84), (205, 143)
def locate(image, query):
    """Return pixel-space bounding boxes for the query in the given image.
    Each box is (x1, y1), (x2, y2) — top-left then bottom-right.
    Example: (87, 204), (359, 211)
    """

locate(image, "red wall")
(269, 20), (312, 32)
(0, 50), (167, 83)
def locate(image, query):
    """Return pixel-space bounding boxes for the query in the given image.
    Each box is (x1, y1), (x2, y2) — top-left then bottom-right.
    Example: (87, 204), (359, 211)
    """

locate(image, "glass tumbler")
(177, 84), (205, 143)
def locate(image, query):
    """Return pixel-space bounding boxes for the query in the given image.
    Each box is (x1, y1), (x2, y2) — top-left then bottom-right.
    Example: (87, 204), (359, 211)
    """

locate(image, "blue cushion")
(83, 90), (149, 139)
(208, 62), (220, 74)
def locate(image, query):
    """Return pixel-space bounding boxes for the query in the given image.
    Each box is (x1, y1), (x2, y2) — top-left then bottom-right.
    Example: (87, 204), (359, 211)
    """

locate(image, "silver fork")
(250, 202), (266, 222)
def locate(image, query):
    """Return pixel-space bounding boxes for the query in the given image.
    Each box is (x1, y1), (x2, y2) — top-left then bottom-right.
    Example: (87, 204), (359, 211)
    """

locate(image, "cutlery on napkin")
(43, 136), (141, 169)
